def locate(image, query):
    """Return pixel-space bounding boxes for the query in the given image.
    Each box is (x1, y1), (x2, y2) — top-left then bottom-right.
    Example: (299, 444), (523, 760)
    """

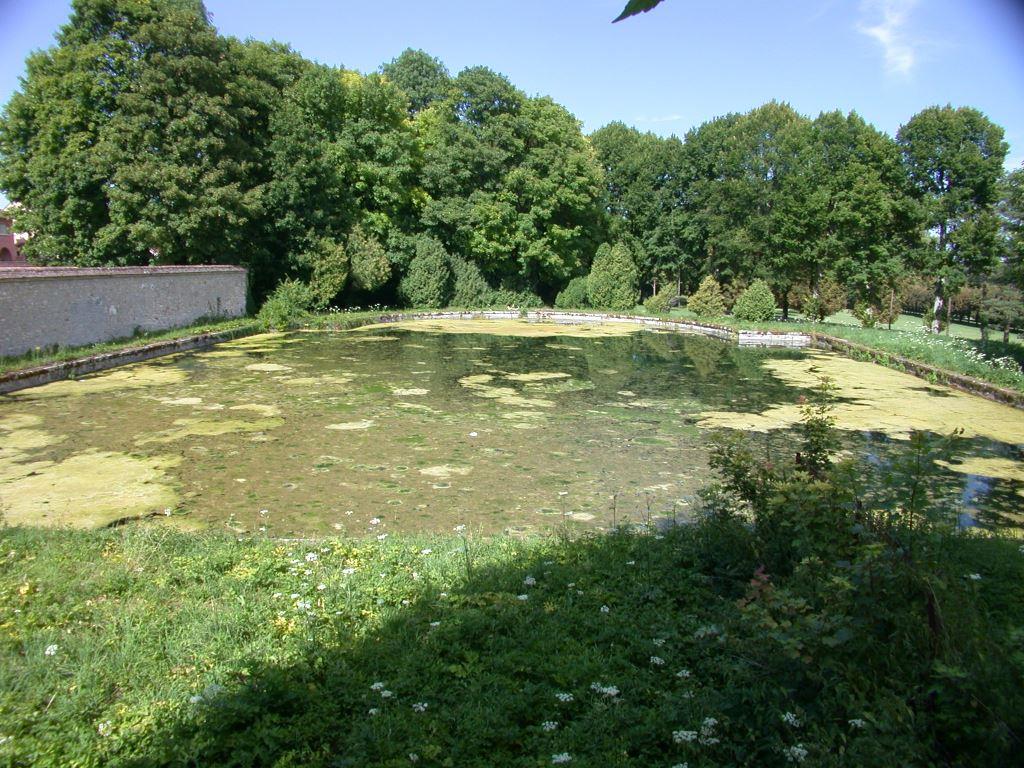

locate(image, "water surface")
(2, 322), (1022, 535)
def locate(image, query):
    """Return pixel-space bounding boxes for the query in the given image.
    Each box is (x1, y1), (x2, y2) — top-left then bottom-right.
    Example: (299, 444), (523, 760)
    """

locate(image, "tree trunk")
(887, 288), (895, 330)
(931, 281), (944, 334)
(652, 277), (657, 297)
(781, 290), (789, 321)
(945, 296), (952, 335)
(980, 284), (989, 343)
(1005, 322), (1011, 344)
(677, 269), (682, 297)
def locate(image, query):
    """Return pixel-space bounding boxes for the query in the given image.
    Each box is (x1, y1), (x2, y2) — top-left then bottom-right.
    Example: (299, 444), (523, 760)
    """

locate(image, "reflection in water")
(1, 325), (1022, 535)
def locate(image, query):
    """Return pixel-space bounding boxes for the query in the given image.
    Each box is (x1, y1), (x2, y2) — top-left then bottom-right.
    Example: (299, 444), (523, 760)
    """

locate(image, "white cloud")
(858, 0), (920, 76)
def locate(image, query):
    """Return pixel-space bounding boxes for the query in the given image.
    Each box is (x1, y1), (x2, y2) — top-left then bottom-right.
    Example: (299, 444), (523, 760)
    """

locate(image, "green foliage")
(449, 255), (493, 307)
(898, 106), (1008, 330)
(488, 287), (544, 308)
(554, 275), (590, 309)
(686, 275), (727, 318)
(380, 48), (450, 116)
(614, 0), (666, 22)
(256, 279), (313, 329)
(643, 286), (677, 314)
(347, 225), (391, 295)
(852, 301), (880, 328)
(800, 275), (848, 321)
(399, 237), (453, 308)
(587, 242), (639, 310)
(302, 237), (349, 310)
(731, 278), (777, 321)
(418, 67), (604, 296)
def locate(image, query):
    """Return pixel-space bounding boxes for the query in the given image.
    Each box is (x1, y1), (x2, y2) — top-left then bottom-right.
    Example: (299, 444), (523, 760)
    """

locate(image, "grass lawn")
(0, 520), (1020, 768)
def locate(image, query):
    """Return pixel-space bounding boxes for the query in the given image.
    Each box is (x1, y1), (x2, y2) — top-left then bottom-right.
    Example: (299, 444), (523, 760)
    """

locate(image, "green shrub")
(303, 237), (349, 310)
(685, 275), (726, 318)
(731, 278), (777, 321)
(643, 286), (677, 314)
(450, 256), (493, 308)
(587, 242), (639, 311)
(256, 279), (314, 330)
(852, 301), (880, 328)
(554, 276), (589, 309)
(801, 275), (847, 321)
(347, 226), (391, 294)
(488, 287), (544, 308)
(399, 237), (453, 308)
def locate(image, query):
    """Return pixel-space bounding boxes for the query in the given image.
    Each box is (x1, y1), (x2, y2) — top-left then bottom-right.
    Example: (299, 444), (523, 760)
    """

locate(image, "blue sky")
(2, 0), (1023, 208)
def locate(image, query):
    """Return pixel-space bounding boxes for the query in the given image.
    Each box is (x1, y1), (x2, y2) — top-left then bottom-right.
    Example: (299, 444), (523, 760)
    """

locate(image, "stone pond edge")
(1, 310), (1021, 410)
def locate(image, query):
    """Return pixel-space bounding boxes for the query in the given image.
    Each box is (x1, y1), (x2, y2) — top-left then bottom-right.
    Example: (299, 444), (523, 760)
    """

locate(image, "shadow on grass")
(105, 502), (1023, 767)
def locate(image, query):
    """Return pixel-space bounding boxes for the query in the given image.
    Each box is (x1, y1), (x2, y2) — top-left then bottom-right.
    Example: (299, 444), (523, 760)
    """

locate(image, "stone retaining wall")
(0, 265), (247, 357)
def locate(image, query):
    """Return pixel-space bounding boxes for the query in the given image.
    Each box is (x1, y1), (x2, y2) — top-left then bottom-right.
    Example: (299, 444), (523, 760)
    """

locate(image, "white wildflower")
(342, 567), (356, 576)
(523, 575), (537, 587)
(317, 583), (327, 591)
(377, 533), (388, 541)
(517, 594), (529, 601)
(782, 711), (801, 727)
(555, 692), (574, 703)
(848, 718), (866, 729)
(412, 702), (428, 713)
(409, 754), (419, 763)
(44, 644), (58, 657)
(368, 708), (380, 716)
(650, 656), (666, 666)
(967, 573), (981, 580)
(542, 720), (558, 731)
(552, 753), (572, 764)
(369, 517), (381, 526)
(652, 638), (665, 646)
(97, 721), (111, 737)
(590, 682), (619, 697)
(600, 605), (610, 614)
(371, 682), (386, 691)
(380, 690), (394, 699)
(305, 552), (318, 562)
(420, 548), (432, 555)
(672, 730), (697, 744)
(783, 744), (808, 763)
(454, 524), (466, 533)
(675, 669), (691, 679)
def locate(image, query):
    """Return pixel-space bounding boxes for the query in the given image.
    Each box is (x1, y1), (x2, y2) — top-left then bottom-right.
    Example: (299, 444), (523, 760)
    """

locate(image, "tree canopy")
(0, 2), (1018, 327)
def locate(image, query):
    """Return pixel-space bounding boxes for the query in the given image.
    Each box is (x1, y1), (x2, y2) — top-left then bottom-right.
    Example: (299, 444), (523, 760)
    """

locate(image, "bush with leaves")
(450, 256), (493, 307)
(399, 237), (453, 308)
(801, 275), (848, 321)
(302, 238), (349, 310)
(587, 243), (639, 310)
(256, 279), (314, 330)
(347, 226), (391, 295)
(489, 287), (544, 308)
(554, 276), (589, 309)
(643, 286), (677, 314)
(731, 278), (777, 321)
(686, 275), (726, 318)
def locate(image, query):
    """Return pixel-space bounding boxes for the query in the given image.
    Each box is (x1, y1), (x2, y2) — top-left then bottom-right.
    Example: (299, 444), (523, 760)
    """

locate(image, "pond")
(2, 320), (1023, 536)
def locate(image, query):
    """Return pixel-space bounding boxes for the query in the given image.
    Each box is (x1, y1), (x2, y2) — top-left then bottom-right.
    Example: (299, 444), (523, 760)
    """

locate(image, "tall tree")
(418, 67), (604, 297)
(268, 64), (418, 291)
(590, 122), (688, 295)
(380, 49), (451, 117)
(682, 102), (807, 296)
(773, 111), (920, 314)
(0, 0), (289, 276)
(1000, 164), (1024, 287)
(897, 105), (1008, 332)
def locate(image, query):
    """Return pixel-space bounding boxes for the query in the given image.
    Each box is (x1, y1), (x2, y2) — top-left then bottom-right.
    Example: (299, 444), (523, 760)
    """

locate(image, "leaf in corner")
(614, 0), (667, 23)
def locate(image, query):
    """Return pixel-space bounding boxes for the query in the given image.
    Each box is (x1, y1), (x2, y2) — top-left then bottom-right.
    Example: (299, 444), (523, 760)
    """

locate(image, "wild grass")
(0, 512), (1020, 766)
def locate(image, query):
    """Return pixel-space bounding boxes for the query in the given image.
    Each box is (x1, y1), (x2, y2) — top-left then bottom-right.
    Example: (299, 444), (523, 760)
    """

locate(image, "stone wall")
(0, 265), (247, 357)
